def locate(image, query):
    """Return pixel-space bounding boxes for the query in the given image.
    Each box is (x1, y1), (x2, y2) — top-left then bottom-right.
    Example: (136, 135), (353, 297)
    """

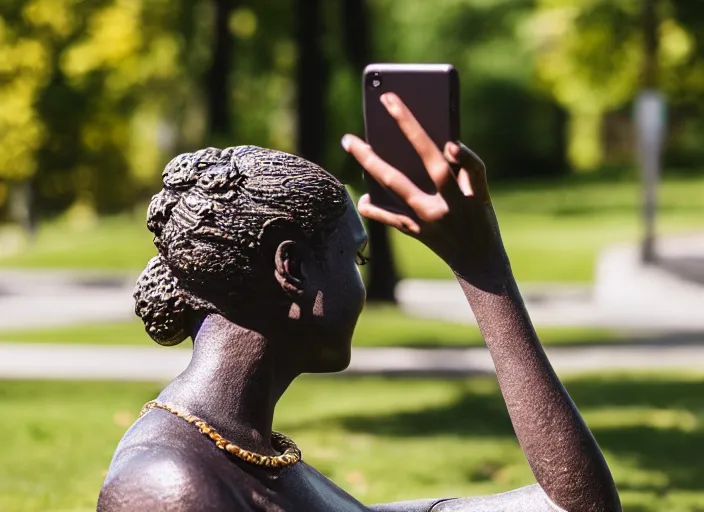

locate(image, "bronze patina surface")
(98, 95), (620, 512)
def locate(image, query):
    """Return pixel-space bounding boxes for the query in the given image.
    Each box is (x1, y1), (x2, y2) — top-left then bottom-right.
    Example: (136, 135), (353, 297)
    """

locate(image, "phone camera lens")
(367, 72), (382, 89)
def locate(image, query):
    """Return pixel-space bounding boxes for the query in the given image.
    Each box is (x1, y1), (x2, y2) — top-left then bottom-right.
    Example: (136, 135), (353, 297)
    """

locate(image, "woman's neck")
(157, 314), (296, 456)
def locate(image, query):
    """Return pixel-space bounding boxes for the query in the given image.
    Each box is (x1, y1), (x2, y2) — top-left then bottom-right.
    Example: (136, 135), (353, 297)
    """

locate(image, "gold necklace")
(139, 400), (302, 468)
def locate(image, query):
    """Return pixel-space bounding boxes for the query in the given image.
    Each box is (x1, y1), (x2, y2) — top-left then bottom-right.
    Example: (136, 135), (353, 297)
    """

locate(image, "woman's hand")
(344, 95), (621, 512)
(342, 92), (510, 283)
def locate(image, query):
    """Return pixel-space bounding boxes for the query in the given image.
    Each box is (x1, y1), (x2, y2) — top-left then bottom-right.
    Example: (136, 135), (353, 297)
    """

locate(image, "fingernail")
(380, 93), (397, 111)
(341, 135), (352, 151)
(405, 221), (420, 234)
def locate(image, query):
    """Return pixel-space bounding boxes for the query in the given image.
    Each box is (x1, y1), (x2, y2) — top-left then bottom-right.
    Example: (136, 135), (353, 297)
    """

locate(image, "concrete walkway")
(0, 342), (701, 381)
(0, 233), (701, 380)
(0, 270), (135, 329)
(398, 234), (704, 330)
(1, 234), (702, 331)
(1, 267), (701, 332)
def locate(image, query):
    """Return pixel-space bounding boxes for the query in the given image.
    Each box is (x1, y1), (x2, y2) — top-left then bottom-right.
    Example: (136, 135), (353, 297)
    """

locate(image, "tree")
(528, 0), (704, 171)
(0, 0), (53, 226)
(0, 0), (198, 221)
(294, 0), (327, 165)
(206, 0), (237, 146)
(341, 0), (399, 302)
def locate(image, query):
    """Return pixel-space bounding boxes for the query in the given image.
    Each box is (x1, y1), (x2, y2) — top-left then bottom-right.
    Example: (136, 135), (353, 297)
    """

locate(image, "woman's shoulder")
(98, 444), (229, 511)
(99, 413), (291, 511)
(98, 412), (241, 511)
(99, 443), (277, 512)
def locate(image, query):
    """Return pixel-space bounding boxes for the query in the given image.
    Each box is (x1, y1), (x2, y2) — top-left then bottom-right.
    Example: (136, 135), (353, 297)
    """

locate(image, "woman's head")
(134, 145), (367, 371)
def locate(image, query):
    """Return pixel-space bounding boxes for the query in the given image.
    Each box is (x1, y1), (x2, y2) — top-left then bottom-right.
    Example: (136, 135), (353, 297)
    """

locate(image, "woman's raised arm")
(342, 92), (621, 512)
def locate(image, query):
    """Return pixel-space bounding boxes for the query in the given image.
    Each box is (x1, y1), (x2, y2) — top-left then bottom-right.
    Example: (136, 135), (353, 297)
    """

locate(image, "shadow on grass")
(530, 331), (704, 350)
(379, 332), (704, 349)
(538, 203), (699, 218)
(304, 376), (704, 492)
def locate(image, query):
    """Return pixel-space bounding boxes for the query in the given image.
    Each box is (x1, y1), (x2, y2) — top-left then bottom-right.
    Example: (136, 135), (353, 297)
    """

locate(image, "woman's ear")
(274, 240), (306, 296)
(259, 217), (308, 297)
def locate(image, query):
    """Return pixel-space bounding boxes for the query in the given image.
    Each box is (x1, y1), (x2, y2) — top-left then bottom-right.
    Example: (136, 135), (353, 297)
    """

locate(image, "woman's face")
(301, 193), (368, 373)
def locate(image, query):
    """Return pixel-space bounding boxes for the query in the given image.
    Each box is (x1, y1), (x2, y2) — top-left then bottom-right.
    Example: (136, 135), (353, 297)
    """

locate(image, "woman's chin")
(308, 347), (352, 374)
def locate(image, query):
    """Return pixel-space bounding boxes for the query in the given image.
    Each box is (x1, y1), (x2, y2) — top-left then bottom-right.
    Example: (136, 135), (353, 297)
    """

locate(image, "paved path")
(0, 270), (134, 329)
(2, 270), (701, 331)
(0, 342), (701, 381)
(398, 232), (704, 330)
(397, 279), (704, 331)
(593, 233), (704, 330)
(3, 230), (703, 332)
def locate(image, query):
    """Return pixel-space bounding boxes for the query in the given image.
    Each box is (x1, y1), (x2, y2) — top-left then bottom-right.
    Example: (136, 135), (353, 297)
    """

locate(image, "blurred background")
(0, 0), (702, 511)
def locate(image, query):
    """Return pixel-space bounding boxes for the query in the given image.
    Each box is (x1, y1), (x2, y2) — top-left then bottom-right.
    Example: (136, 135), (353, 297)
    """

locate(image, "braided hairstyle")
(134, 146), (348, 346)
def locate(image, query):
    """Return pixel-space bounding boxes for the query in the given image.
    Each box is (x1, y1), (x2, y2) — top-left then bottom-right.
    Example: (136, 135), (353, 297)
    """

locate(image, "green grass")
(1, 373), (703, 511)
(0, 305), (618, 347)
(0, 211), (156, 270)
(392, 173), (704, 281)
(0, 173), (702, 281)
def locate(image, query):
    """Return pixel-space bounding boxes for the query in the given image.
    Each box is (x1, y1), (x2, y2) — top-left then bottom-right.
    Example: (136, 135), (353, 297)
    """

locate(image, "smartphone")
(362, 63), (460, 216)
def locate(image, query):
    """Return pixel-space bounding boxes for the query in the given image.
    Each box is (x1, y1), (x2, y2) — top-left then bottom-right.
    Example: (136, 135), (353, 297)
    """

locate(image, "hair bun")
(146, 189), (179, 249)
(133, 256), (188, 346)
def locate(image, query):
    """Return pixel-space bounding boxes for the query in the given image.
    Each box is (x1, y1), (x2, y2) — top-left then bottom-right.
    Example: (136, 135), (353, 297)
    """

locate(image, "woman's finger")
(357, 194), (420, 235)
(444, 142), (472, 196)
(342, 134), (422, 203)
(456, 169), (472, 196)
(444, 141), (490, 202)
(380, 93), (453, 191)
(455, 141), (487, 177)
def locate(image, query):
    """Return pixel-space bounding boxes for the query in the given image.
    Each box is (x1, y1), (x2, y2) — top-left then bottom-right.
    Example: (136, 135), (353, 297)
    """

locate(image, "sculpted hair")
(134, 145), (348, 346)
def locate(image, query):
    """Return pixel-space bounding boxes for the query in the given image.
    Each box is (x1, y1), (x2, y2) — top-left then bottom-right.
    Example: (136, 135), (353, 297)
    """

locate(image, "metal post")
(637, 0), (662, 264)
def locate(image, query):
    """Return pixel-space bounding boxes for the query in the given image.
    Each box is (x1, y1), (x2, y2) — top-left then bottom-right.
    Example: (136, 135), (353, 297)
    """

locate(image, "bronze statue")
(98, 93), (621, 511)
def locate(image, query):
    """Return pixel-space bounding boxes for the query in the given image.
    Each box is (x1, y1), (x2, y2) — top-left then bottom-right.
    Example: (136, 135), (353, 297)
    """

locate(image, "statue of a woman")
(98, 93), (620, 512)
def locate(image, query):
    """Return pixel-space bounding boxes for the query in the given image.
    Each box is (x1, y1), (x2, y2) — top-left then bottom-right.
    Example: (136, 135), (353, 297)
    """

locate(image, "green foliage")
(0, 0), (203, 216)
(228, 1), (297, 151)
(528, 0), (704, 170)
(0, 0), (52, 183)
(1, 0), (703, 220)
(326, 0), (568, 180)
(527, 1), (641, 170)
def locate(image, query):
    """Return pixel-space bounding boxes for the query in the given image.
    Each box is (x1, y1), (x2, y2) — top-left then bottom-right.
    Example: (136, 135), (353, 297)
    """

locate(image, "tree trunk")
(342, 0), (398, 302)
(364, 213), (400, 301)
(9, 180), (36, 240)
(295, 0), (327, 165)
(206, 0), (237, 145)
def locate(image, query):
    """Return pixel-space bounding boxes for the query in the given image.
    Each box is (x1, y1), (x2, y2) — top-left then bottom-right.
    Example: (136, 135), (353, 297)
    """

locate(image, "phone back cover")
(363, 64), (460, 215)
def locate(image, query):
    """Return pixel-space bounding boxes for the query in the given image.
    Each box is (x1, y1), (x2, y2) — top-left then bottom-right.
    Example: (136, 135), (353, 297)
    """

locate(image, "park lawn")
(0, 211), (157, 270)
(392, 173), (704, 281)
(0, 173), (702, 282)
(0, 305), (618, 347)
(0, 373), (702, 512)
